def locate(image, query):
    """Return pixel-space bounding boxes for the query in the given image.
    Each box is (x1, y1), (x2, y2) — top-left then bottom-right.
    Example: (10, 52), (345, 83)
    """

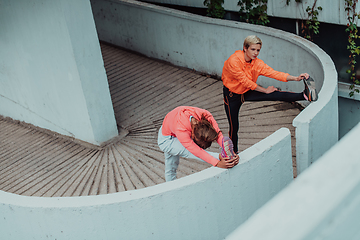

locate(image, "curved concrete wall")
(0, 1), (340, 239)
(338, 82), (360, 139)
(293, 61), (338, 174)
(91, 0), (338, 174)
(226, 122), (360, 240)
(0, 128), (293, 240)
(0, 0), (118, 145)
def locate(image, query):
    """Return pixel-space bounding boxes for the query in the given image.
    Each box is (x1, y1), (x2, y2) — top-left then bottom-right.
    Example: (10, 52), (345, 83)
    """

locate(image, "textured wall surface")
(0, 129), (293, 240)
(143, 0), (358, 26)
(0, 0), (118, 145)
(226, 122), (360, 240)
(91, 0), (338, 174)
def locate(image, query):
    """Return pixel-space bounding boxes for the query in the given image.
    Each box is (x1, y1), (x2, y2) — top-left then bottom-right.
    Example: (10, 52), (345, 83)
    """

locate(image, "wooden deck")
(0, 42), (301, 197)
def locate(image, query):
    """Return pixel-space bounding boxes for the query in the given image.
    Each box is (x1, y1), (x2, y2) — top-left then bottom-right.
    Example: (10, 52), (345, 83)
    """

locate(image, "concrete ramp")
(0, 43), (300, 197)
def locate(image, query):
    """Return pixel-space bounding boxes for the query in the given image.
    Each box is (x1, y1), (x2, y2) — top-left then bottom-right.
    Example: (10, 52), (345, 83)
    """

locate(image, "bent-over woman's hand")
(216, 154), (240, 169)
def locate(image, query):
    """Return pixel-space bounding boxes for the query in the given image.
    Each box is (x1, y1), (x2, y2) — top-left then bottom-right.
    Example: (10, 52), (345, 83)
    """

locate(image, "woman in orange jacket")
(222, 35), (317, 153)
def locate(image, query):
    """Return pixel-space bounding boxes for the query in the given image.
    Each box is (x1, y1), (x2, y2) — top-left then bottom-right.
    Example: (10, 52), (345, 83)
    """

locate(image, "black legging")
(223, 86), (305, 153)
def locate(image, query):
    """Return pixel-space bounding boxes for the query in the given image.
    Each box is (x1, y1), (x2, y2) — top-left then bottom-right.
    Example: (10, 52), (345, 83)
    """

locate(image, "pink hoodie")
(161, 106), (224, 166)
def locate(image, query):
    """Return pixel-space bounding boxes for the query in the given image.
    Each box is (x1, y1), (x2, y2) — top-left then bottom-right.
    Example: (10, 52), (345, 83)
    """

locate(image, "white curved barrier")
(91, 0), (338, 174)
(1, 128), (293, 240)
(226, 122), (360, 240)
(0, 1), (338, 239)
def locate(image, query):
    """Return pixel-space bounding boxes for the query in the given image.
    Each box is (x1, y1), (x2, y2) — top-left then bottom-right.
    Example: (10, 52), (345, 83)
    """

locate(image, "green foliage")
(285, 0), (322, 41)
(345, 0), (360, 96)
(303, 3), (322, 40)
(266, 0), (360, 97)
(237, 0), (269, 26)
(203, 0), (225, 19)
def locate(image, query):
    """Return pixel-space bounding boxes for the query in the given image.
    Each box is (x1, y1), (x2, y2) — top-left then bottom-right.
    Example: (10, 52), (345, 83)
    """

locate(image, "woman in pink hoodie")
(158, 106), (239, 181)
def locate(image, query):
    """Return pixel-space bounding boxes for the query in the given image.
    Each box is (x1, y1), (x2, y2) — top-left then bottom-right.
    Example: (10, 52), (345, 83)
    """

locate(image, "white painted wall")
(91, 0), (338, 174)
(0, 128), (293, 240)
(338, 82), (360, 139)
(0, 0), (118, 145)
(226, 122), (360, 240)
(144, 0), (360, 26)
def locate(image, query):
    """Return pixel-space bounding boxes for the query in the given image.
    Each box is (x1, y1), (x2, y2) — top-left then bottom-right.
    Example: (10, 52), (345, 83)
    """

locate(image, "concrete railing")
(0, 128), (293, 240)
(226, 122), (360, 240)
(90, 0), (338, 174)
(0, 1), (339, 239)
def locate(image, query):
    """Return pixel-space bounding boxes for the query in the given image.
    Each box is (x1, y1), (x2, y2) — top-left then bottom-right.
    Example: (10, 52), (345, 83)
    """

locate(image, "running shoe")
(303, 76), (318, 102)
(221, 137), (236, 159)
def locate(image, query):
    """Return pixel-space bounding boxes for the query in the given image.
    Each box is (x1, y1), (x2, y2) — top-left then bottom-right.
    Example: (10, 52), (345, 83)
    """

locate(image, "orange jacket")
(161, 106), (224, 166)
(222, 50), (289, 94)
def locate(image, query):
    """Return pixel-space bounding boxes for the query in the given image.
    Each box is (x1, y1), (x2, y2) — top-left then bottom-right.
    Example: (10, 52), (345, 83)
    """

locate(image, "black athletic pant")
(223, 86), (305, 153)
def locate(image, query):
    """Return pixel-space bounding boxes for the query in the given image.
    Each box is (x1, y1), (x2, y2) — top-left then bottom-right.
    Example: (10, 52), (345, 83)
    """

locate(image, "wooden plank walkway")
(0, 42), (301, 197)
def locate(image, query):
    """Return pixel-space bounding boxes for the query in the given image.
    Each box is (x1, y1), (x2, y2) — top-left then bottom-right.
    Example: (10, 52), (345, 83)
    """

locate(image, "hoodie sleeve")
(223, 55), (258, 90)
(175, 129), (220, 166)
(258, 61), (289, 82)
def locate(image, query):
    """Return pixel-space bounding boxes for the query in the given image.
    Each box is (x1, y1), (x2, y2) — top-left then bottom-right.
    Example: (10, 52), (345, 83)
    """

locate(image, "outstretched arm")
(287, 73), (309, 81)
(254, 73), (310, 94)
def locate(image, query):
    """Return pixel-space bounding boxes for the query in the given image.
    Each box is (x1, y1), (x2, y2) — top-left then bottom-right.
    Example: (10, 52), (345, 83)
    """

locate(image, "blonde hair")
(243, 35), (262, 50)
